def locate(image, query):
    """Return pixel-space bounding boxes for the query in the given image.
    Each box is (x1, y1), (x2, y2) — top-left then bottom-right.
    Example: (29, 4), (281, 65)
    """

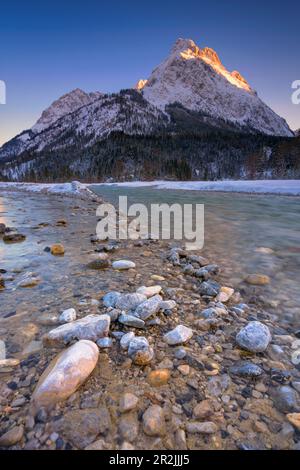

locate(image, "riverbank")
(0, 190), (300, 450)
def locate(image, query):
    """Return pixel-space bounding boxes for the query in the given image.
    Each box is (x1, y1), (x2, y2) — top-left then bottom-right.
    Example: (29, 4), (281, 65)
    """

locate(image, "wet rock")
(120, 332), (135, 350)
(143, 405), (166, 436)
(0, 223), (6, 234)
(3, 233), (26, 243)
(87, 258), (110, 269)
(236, 321), (271, 353)
(229, 361), (264, 378)
(50, 244), (65, 255)
(21, 340), (43, 357)
(128, 337), (154, 365)
(193, 400), (213, 419)
(96, 337), (112, 348)
(216, 286), (234, 303)
(0, 425), (24, 447)
(116, 293), (147, 311)
(59, 308), (76, 323)
(159, 300), (177, 311)
(19, 277), (40, 288)
(174, 347), (186, 359)
(271, 386), (299, 413)
(207, 375), (231, 397)
(186, 422), (217, 434)
(134, 295), (162, 320)
(245, 274), (270, 285)
(136, 285), (162, 297)
(270, 368), (292, 384)
(56, 407), (111, 449)
(119, 393), (139, 412)
(43, 314), (110, 346)
(119, 413), (139, 442)
(118, 314), (145, 329)
(112, 260), (136, 270)
(164, 325), (193, 345)
(0, 277), (5, 289)
(286, 413), (300, 431)
(147, 369), (171, 387)
(0, 340), (6, 360)
(32, 340), (99, 410)
(199, 280), (220, 297)
(103, 291), (121, 308)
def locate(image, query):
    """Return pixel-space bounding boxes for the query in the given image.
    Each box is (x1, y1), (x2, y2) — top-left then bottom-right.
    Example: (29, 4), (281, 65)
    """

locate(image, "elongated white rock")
(31, 340), (99, 411)
(112, 260), (136, 270)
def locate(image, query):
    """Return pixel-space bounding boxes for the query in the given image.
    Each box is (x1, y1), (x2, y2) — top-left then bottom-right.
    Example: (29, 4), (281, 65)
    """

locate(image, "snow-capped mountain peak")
(141, 38), (292, 136)
(32, 88), (103, 133)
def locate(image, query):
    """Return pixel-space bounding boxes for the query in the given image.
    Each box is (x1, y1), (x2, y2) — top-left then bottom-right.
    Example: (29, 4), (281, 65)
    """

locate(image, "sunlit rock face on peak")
(142, 38), (292, 136)
(135, 79), (148, 90)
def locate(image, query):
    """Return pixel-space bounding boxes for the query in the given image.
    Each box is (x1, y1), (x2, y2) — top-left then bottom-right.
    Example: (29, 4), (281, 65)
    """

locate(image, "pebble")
(119, 393), (139, 412)
(229, 361), (264, 378)
(112, 260), (136, 270)
(245, 274), (270, 285)
(59, 308), (76, 323)
(178, 365), (190, 375)
(151, 275), (165, 281)
(272, 386), (299, 413)
(118, 313), (145, 328)
(286, 413), (300, 431)
(143, 405), (166, 436)
(136, 285), (162, 297)
(3, 233), (26, 243)
(164, 325), (193, 345)
(32, 340), (99, 411)
(103, 291), (122, 308)
(116, 293), (147, 311)
(43, 314), (110, 346)
(159, 300), (177, 311)
(118, 414), (139, 442)
(193, 400), (213, 419)
(134, 295), (162, 320)
(186, 422), (217, 434)
(147, 369), (171, 387)
(96, 337), (112, 348)
(87, 258), (110, 269)
(236, 321), (271, 352)
(50, 244), (65, 255)
(18, 277), (40, 288)
(0, 425), (24, 447)
(127, 337), (154, 365)
(216, 287), (234, 303)
(199, 280), (220, 297)
(120, 332), (135, 350)
(174, 347), (187, 359)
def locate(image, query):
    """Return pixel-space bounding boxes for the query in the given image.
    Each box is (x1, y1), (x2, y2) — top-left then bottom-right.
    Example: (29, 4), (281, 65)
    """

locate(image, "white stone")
(120, 332), (135, 350)
(216, 287), (234, 303)
(134, 295), (162, 320)
(112, 260), (136, 270)
(136, 285), (162, 298)
(59, 308), (77, 323)
(32, 340), (99, 411)
(164, 325), (193, 345)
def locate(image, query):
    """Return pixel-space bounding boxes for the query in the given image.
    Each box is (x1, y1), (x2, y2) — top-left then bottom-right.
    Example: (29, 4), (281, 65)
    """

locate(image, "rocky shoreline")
(0, 191), (300, 450)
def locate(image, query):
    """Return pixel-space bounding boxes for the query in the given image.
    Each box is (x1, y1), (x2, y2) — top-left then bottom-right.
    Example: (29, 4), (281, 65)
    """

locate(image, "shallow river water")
(91, 185), (300, 325)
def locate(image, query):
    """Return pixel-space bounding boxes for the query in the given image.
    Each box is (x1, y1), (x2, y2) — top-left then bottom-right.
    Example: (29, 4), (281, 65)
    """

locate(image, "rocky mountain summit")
(0, 38), (296, 181)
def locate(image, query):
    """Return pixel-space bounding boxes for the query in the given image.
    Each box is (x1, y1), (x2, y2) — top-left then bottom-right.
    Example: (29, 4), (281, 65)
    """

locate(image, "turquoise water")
(91, 185), (300, 324)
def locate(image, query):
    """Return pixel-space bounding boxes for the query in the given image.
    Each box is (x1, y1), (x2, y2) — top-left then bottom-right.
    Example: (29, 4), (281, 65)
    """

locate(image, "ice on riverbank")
(96, 180), (300, 196)
(0, 181), (100, 201)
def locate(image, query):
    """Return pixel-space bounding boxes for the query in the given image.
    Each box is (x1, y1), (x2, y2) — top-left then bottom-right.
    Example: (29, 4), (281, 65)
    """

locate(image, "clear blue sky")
(0, 0), (299, 145)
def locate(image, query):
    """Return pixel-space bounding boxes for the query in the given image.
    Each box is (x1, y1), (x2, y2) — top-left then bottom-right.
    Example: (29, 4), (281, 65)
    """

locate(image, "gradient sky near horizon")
(0, 0), (299, 145)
